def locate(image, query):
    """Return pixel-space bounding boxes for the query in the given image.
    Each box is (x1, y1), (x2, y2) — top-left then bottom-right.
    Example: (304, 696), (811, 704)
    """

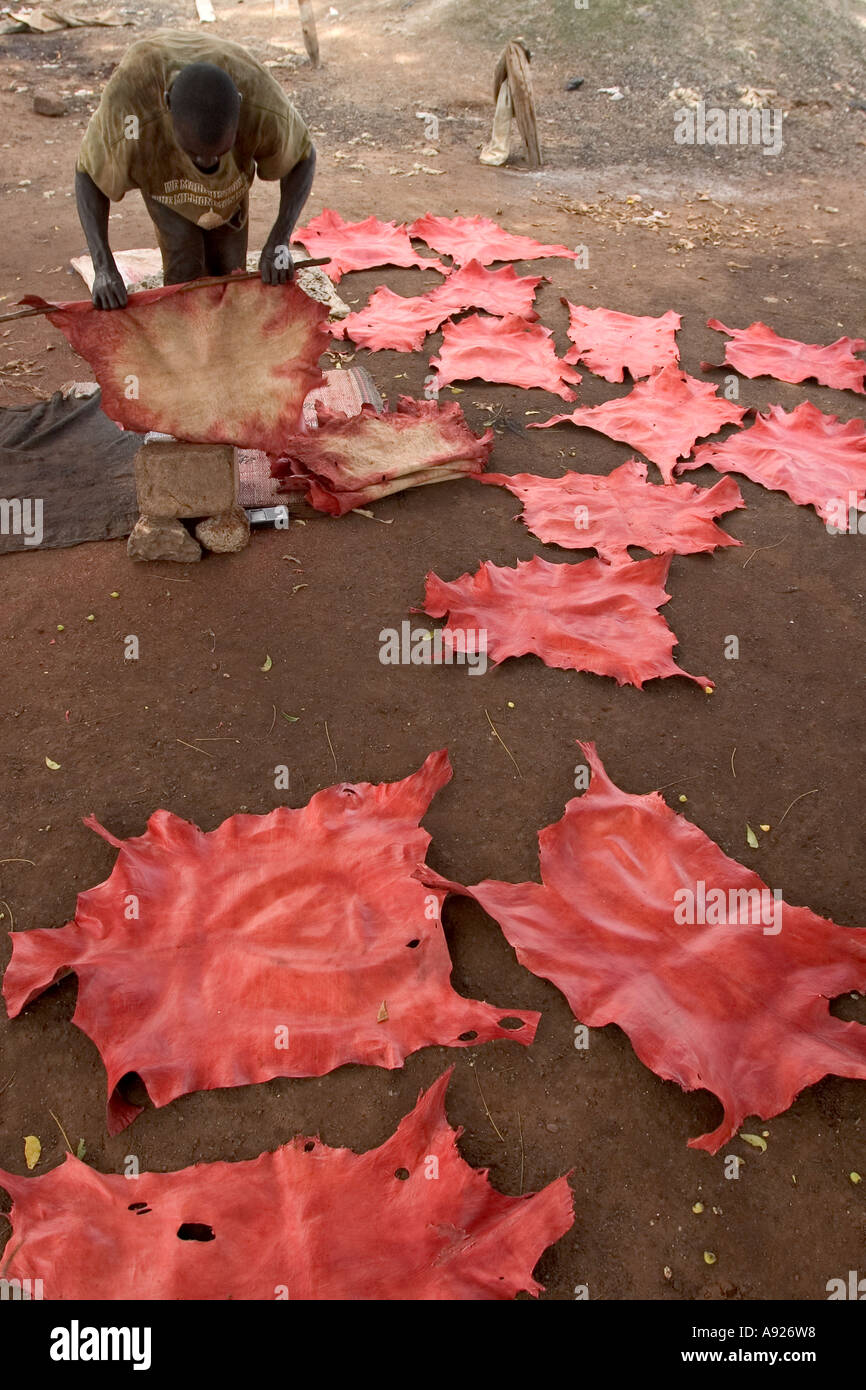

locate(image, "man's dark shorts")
(142, 194), (249, 284)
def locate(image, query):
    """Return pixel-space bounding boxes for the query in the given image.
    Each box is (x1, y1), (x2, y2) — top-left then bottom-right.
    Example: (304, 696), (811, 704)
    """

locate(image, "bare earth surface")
(1, 0), (865, 1300)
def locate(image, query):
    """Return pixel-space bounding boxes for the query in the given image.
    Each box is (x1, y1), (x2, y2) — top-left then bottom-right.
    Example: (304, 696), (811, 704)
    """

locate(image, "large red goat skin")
(479, 459), (744, 565)
(676, 401), (866, 525)
(25, 278), (329, 451)
(421, 554), (712, 690)
(450, 742), (866, 1153)
(430, 313), (581, 400)
(705, 318), (866, 393)
(2, 754), (538, 1133)
(333, 260), (544, 353)
(409, 213), (579, 265)
(562, 304), (681, 382)
(294, 208), (443, 282)
(272, 396), (493, 515)
(0, 1071), (574, 1299)
(530, 365), (746, 481)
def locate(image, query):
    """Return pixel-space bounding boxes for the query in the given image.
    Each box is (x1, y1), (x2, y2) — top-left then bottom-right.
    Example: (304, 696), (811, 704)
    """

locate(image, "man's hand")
(259, 238), (294, 285)
(91, 265), (128, 310)
(75, 172), (127, 308)
(259, 150), (316, 287)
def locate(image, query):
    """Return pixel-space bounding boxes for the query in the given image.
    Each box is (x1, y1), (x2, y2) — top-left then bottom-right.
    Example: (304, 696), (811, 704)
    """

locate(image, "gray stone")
(195, 506), (250, 554)
(33, 90), (68, 117)
(127, 515), (201, 563)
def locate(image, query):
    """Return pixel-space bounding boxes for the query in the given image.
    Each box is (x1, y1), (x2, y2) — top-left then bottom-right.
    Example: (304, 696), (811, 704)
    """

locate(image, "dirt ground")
(1, 0), (865, 1302)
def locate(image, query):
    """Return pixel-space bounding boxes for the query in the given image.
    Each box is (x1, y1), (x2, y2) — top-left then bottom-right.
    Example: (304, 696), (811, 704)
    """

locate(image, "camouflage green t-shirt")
(77, 32), (312, 229)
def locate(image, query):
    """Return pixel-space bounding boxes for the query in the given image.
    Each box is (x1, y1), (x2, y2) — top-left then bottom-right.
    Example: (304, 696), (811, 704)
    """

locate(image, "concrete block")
(134, 440), (239, 519)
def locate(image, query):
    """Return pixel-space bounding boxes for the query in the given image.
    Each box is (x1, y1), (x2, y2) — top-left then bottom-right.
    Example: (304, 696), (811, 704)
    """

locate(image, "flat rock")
(128, 515), (201, 563)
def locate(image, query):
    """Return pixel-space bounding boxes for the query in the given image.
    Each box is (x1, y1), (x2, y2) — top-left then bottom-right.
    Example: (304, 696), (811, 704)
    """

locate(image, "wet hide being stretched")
(25, 278), (329, 453)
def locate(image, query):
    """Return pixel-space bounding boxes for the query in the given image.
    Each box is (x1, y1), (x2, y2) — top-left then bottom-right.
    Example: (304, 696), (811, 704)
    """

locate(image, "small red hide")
(705, 318), (866, 393)
(333, 260), (544, 353)
(530, 364), (746, 482)
(421, 554), (713, 690)
(272, 396), (493, 515)
(294, 208), (443, 281)
(409, 213), (579, 265)
(430, 313), (581, 400)
(454, 742), (866, 1153)
(676, 401), (866, 526)
(0, 1071), (574, 1299)
(3, 754), (538, 1133)
(562, 304), (681, 382)
(25, 278), (329, 452)
(332, 284), (448, 354)
(479, 459), (744, 565)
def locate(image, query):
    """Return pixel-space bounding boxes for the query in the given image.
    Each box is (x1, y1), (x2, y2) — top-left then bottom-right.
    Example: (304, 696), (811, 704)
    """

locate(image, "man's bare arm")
(75, 169), (128, 309)
(260, 147), (316, 285)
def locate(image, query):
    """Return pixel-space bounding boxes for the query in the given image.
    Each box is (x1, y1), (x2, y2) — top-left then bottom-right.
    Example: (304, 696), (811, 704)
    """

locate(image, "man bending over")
(75, 31), (316, 308)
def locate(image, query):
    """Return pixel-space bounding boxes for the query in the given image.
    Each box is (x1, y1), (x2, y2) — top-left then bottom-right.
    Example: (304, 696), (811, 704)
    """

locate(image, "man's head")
(167, 63), (241, 172)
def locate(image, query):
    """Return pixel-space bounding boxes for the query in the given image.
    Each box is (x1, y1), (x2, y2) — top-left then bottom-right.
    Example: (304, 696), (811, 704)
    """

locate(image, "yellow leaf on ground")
(740, 1132), (767, 1152)
(24, 1135), (41, 1169)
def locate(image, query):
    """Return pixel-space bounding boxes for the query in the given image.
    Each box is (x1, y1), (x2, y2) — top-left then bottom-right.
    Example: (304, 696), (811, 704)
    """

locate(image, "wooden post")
(297, 0), (320, 67)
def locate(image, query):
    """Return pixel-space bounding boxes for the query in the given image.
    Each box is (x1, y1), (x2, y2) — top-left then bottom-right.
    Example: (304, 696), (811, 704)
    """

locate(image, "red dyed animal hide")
(530, 365), (746, 481)
(294, 208), (443, 282)
(453, 742), (866, 1153)
(332, 285), (448, 354)
(562, 303), (681, 382)
(0, 1071), (573, 1299)
(676, 401), (866, 526)
(479, 459), (744, 565)
(272, 396), (493, 515)
(3, 754), (538, 1133)
(333, 260), (544, 353)
(430, 313), (581, 400)
(705, 318), (866, 394)
(421, 554), (713, 690)
(25, 278), (329, 452)
(409, 213), (579, 265)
